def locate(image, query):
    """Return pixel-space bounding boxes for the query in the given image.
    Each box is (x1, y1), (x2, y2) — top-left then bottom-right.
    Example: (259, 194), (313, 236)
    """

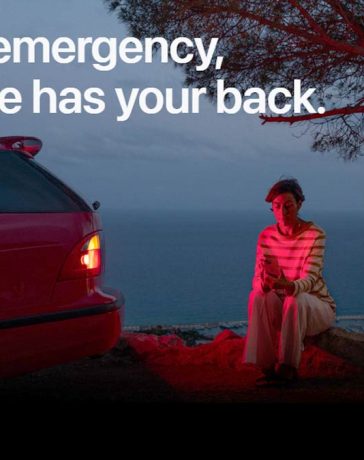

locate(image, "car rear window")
(0, 150), (91, 212)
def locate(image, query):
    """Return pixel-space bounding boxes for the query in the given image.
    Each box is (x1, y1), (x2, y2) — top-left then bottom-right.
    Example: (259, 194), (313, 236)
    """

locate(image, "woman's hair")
(265, 178), (305, 204)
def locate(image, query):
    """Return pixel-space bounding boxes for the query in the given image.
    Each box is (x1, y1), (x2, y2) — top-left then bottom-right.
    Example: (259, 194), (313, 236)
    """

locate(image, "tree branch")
(260, 105), (364, 124)
(287, 0), (334, 39)
(188, 3), (364, 56)
(323, 0), (364, 41)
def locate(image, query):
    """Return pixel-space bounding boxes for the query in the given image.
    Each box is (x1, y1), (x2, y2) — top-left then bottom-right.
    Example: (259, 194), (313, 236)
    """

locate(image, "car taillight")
(59, 233), (102, 280)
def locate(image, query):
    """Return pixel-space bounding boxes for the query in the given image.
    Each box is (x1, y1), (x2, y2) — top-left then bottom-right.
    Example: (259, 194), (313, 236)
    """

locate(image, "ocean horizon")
(99, 208), (364, 327)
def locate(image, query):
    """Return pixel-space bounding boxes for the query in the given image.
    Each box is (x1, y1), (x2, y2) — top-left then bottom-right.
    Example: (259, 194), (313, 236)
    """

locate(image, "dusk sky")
(1, 0), (363, 212)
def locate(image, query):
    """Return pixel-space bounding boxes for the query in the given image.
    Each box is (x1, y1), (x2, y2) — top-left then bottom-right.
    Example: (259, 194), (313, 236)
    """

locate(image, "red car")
(0, 136), (124, 378)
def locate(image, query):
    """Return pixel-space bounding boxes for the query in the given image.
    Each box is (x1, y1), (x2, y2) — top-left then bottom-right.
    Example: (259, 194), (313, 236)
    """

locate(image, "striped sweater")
(252, 221), (336, 312)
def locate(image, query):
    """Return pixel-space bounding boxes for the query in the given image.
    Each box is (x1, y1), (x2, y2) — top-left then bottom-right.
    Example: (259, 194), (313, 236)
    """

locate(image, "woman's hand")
(263, 269), (295, 295)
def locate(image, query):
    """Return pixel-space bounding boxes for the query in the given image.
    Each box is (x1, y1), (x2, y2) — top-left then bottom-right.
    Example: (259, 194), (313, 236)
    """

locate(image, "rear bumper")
(102, 286), (125, 330)
(0, 289), (125, 331)
(0, 289), (125, 378)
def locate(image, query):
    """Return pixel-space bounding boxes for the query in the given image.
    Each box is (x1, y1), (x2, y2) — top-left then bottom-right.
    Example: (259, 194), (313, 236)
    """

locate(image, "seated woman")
(242, 178), (336, 384)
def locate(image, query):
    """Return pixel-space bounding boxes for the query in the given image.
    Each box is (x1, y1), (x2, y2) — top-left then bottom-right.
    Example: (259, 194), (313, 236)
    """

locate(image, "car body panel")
(0, 307), (122, 378)
(0, 212), (101, 319)
(0, 141), (124, 378)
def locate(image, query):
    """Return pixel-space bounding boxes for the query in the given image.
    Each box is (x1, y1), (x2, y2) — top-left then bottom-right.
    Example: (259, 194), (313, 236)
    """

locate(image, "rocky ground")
(0, 328), (363, 407)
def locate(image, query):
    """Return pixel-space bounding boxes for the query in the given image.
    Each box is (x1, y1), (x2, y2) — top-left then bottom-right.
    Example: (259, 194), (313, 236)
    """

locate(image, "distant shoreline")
(123, 316), (364, 338)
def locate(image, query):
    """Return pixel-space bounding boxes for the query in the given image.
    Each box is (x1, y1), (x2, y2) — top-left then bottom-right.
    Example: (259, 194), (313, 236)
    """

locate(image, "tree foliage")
(105, 0), (364, 160)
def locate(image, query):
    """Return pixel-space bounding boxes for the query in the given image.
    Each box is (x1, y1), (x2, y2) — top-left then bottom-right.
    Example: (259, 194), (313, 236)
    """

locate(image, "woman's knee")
(248, 289), (266, 313)
(282, 293), (307, 314)
(249, 289), (276, 303)
(249, 289), (280, 314)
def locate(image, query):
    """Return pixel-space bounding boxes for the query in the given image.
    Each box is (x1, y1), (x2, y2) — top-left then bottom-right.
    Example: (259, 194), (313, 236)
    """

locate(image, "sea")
(99, 209), (364, 330)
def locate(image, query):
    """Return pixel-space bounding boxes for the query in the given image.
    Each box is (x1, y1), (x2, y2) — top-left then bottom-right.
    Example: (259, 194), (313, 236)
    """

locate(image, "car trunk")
(0, 212), (100, 321)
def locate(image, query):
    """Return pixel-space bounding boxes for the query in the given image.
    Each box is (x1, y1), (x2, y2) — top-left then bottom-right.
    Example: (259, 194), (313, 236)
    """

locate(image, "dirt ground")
(0, 331), (363, 408)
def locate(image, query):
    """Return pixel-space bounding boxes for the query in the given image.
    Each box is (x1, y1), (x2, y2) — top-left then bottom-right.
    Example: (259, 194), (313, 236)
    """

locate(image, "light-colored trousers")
(242, 290), (336, 370)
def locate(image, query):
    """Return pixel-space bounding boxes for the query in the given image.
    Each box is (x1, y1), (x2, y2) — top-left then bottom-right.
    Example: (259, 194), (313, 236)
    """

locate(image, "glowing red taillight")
(80, 234), (101, 270)
(60, 233), (102, 280)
